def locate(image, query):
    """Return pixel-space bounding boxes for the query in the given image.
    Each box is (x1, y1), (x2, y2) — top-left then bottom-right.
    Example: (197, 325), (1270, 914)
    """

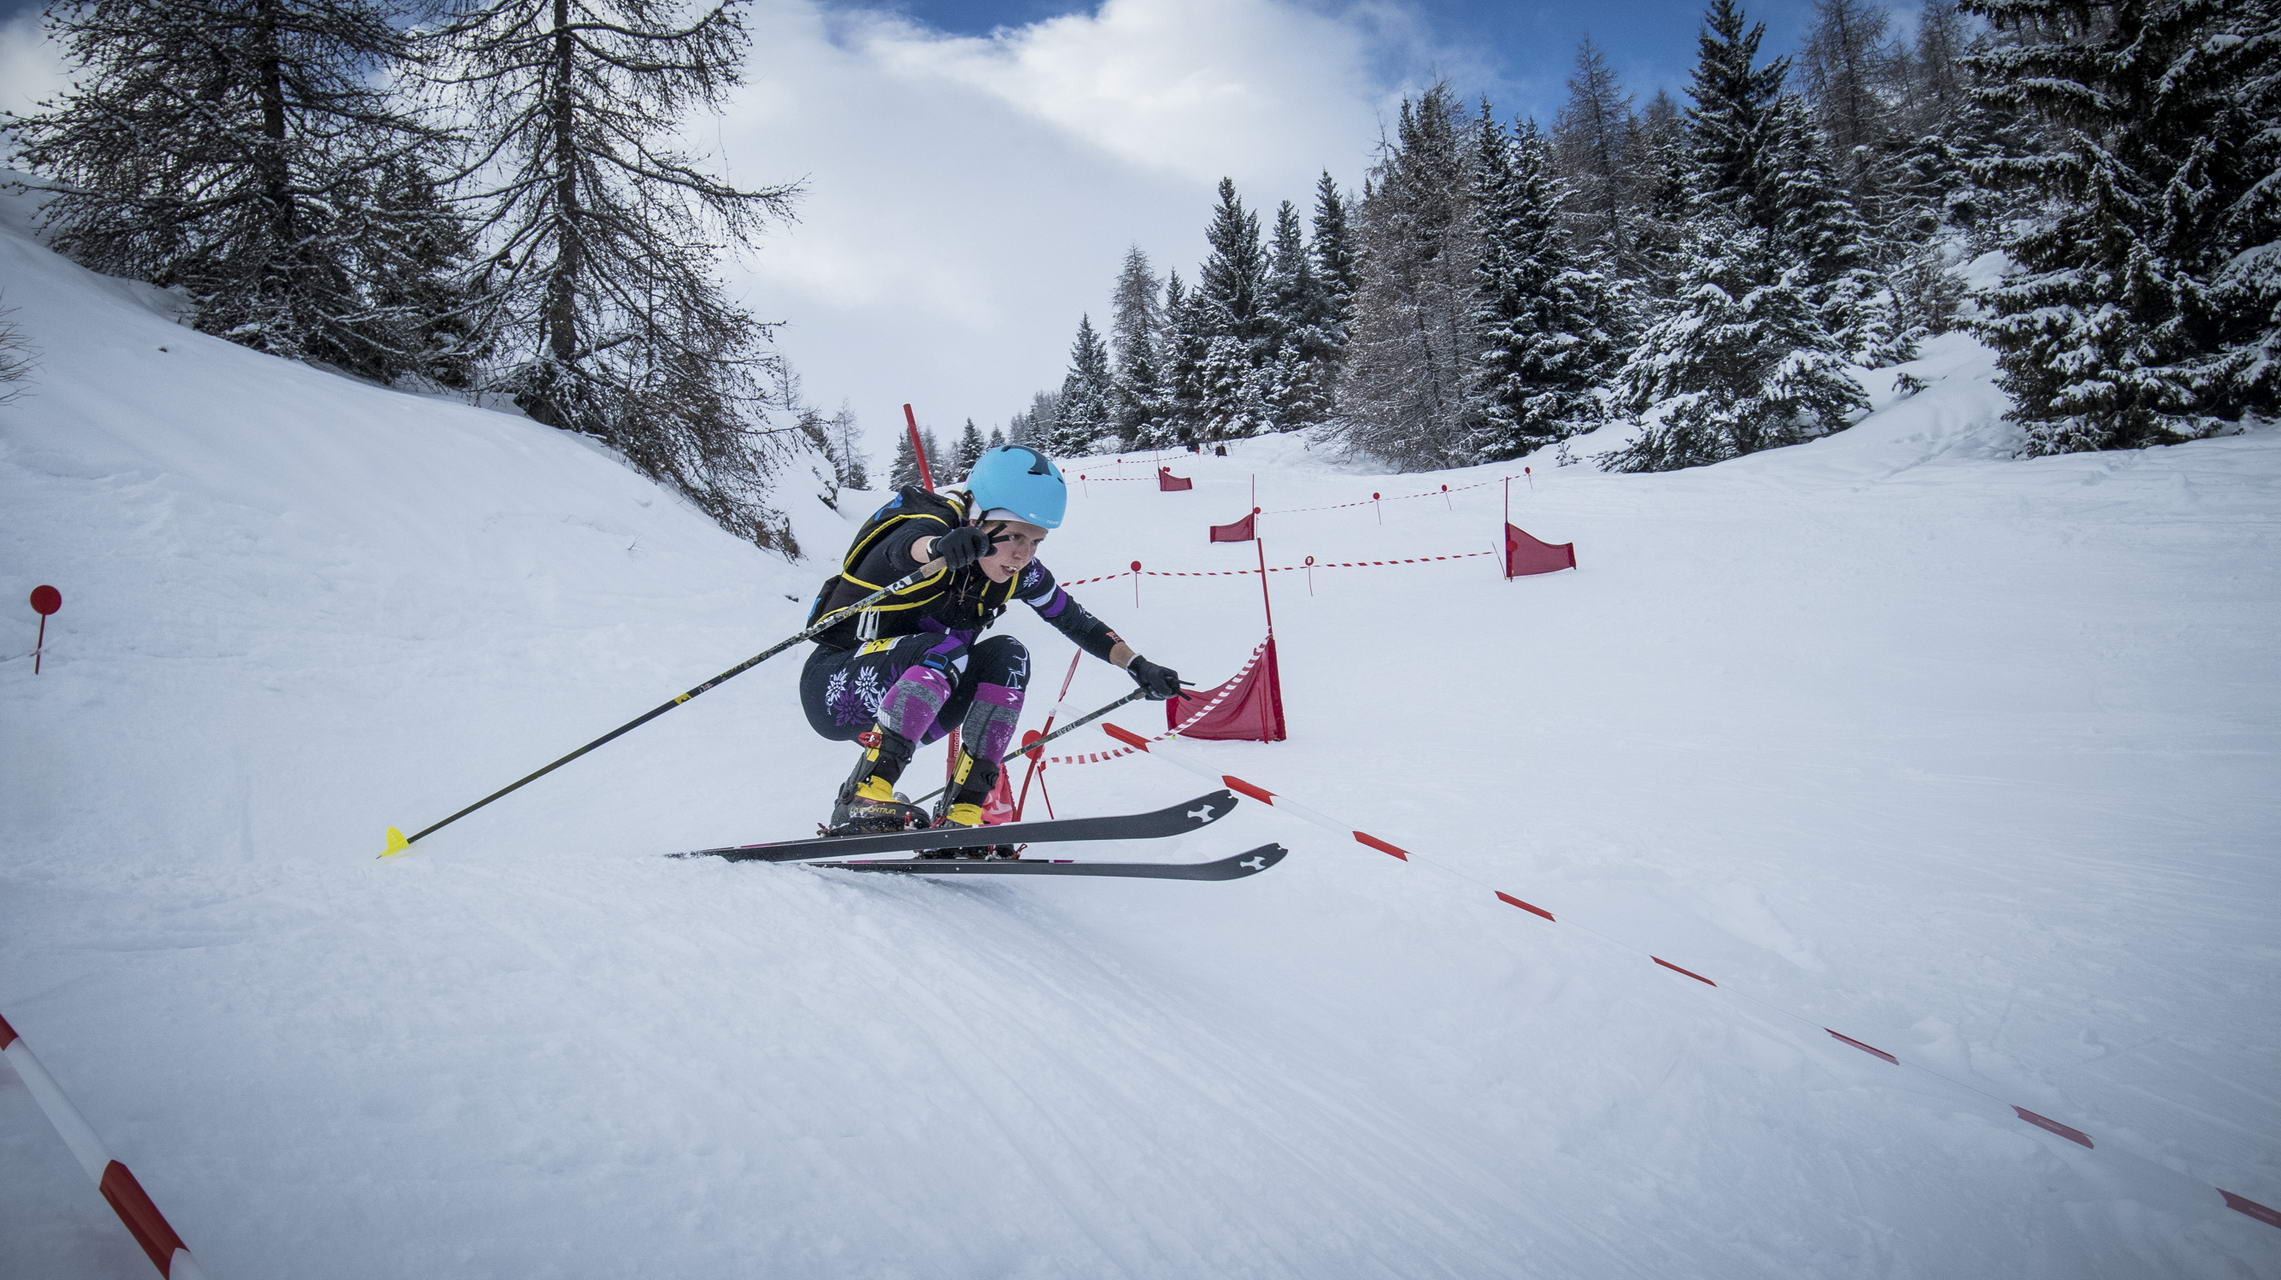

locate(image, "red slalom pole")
(1502, 477), (1513, 581)
(902, 403), (936, 490)
(1254, 538), (1277, 638)
(28, 585), (61, 674)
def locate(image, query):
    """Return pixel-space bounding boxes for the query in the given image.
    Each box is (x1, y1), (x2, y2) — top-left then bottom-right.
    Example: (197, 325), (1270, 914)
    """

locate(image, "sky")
(0, 0), (1837, 467)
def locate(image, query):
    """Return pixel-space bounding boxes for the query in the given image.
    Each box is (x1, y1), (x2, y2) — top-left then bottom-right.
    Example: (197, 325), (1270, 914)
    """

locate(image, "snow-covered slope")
(4, 204), (2278, 1279)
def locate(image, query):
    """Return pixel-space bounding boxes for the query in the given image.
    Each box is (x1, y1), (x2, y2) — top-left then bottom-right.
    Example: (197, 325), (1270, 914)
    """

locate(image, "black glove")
(1127, 656), (1183, 700)
(931, 524), (1004, 570)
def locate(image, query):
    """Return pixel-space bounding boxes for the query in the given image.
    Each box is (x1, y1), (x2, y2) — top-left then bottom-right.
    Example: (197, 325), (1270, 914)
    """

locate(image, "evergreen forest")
(1017, 0), (2281, 472)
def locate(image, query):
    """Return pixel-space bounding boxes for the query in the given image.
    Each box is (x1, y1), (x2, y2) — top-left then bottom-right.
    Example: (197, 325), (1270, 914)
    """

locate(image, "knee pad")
(969, 635), (1031, 689)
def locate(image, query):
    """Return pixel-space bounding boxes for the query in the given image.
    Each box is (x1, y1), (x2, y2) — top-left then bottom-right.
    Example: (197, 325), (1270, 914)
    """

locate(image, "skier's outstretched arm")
(1018, 563), (1183, 698)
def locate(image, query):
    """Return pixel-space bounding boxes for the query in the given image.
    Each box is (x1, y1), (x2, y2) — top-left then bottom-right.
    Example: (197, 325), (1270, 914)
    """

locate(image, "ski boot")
(919, 752), (1019, 860)
(824, 728), (928, 837)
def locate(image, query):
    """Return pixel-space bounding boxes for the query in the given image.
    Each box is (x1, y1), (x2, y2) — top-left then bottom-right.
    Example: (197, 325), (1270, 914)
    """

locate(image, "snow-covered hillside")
(4, 199), (2278, 1279)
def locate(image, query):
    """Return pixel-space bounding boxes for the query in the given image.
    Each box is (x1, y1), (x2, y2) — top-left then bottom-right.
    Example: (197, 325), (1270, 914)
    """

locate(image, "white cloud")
(0, 10), (71, 140)
(867, 0), (1383, 188)
(716, 0), (1439, 464)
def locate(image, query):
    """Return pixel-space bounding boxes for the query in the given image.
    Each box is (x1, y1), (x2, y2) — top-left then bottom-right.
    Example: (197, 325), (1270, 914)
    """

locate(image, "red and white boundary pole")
(1091, 727), (2281, 1238)
(0, 1012), (210, 1278)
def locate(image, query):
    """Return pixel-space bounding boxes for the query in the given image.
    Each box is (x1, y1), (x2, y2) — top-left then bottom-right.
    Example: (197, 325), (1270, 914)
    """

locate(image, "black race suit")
(799, 489), (1123, 777)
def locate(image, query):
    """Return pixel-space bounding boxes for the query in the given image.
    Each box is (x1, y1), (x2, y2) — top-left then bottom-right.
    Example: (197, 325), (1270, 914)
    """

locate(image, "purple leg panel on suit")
(879, 665), (955, 742)
(961, 681), (1025, 766)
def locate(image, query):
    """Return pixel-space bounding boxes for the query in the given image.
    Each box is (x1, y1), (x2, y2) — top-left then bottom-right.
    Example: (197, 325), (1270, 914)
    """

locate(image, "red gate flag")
(1209, 509), (1257, 542)
(983, 761), (1018, 824)
(1157, 468), (1193, 491)
(1166, 635), (1286, 742)
(1504, 524), (1577, 576)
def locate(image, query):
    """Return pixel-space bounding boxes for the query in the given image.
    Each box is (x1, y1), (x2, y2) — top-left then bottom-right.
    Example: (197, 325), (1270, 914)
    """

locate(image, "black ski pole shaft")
(907, 686), (1156, 809)
(381, 559), (947, 856)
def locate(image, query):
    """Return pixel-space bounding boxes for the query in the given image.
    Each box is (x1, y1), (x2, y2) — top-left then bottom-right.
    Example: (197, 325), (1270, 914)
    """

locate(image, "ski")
(668, 789), (1240, 864)
(808, 842), (1287, 881)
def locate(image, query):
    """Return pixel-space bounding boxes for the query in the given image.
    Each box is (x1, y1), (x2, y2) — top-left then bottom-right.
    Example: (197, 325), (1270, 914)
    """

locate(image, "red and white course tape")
(1060, 548), (1495, 587)
(1093, 725), (2281, 1238)
(1080, 452), (1195, 470)
(1262, 478), (1500, 514)
(0, 1012), (210, 1278)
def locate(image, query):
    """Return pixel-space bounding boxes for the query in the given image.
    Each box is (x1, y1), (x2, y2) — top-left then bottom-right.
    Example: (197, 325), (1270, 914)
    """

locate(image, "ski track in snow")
(3, 203), (2279, 1278)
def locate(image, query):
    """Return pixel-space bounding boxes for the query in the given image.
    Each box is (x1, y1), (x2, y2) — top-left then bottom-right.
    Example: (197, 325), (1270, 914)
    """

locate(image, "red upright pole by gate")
(1255, 538), (1276, 638)
(902, 403), (936, 490)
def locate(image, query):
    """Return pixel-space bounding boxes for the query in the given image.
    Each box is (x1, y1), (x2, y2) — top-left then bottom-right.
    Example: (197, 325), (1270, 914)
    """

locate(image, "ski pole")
(906, 686), (1159, 810)
(381, 559), (948, 857)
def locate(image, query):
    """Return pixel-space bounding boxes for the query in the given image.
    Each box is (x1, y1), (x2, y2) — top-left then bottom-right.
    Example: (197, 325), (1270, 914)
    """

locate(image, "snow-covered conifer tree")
(1009, 389), (1060, 451)
(1309, 171), (1358, 408)
(1264, 200), (1338, 429)
(888, 429), (920, 488)
(1196, 178), (1275, 438)
(1157, 270), (1209, 446)
(1200, 334), (1272, 439)
(1870, 5), (2024, 340)
(1610, 211), (1868, 470)
(1686, 0), (1791, 232)
(1054, 315), (1115, 456)
(1312, 172), (1359, 317)
(1762, 94), (1908, 363)
(1468, 116), (1611, 461)
(1960, 0), (2281, 453)
(1109, 246), (1166, 446)
(920, 427), (945, 481)
(951, 418), (987, 478)
(1604, 0), (1870, 472)
(1629, 90), (1693, 305)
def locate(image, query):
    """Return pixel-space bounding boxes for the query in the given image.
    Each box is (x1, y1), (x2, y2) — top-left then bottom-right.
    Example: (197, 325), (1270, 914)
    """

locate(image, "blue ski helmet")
(964, 446), (1068, 528)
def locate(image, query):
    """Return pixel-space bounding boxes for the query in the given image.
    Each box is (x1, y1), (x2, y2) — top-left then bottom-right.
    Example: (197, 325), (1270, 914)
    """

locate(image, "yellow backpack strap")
(839, 490), (961, 591)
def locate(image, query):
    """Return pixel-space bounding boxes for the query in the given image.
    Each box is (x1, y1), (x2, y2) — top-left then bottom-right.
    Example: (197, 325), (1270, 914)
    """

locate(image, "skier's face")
(978, 520), (1047, 583)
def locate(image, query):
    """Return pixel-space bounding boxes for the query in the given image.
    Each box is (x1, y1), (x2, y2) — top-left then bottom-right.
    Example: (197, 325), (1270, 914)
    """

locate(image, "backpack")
(806, 487), (1014, 639)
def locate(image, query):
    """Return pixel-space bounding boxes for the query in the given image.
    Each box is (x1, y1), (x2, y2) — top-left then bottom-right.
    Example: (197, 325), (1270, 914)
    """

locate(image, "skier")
(800, 445), (1185, 855)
